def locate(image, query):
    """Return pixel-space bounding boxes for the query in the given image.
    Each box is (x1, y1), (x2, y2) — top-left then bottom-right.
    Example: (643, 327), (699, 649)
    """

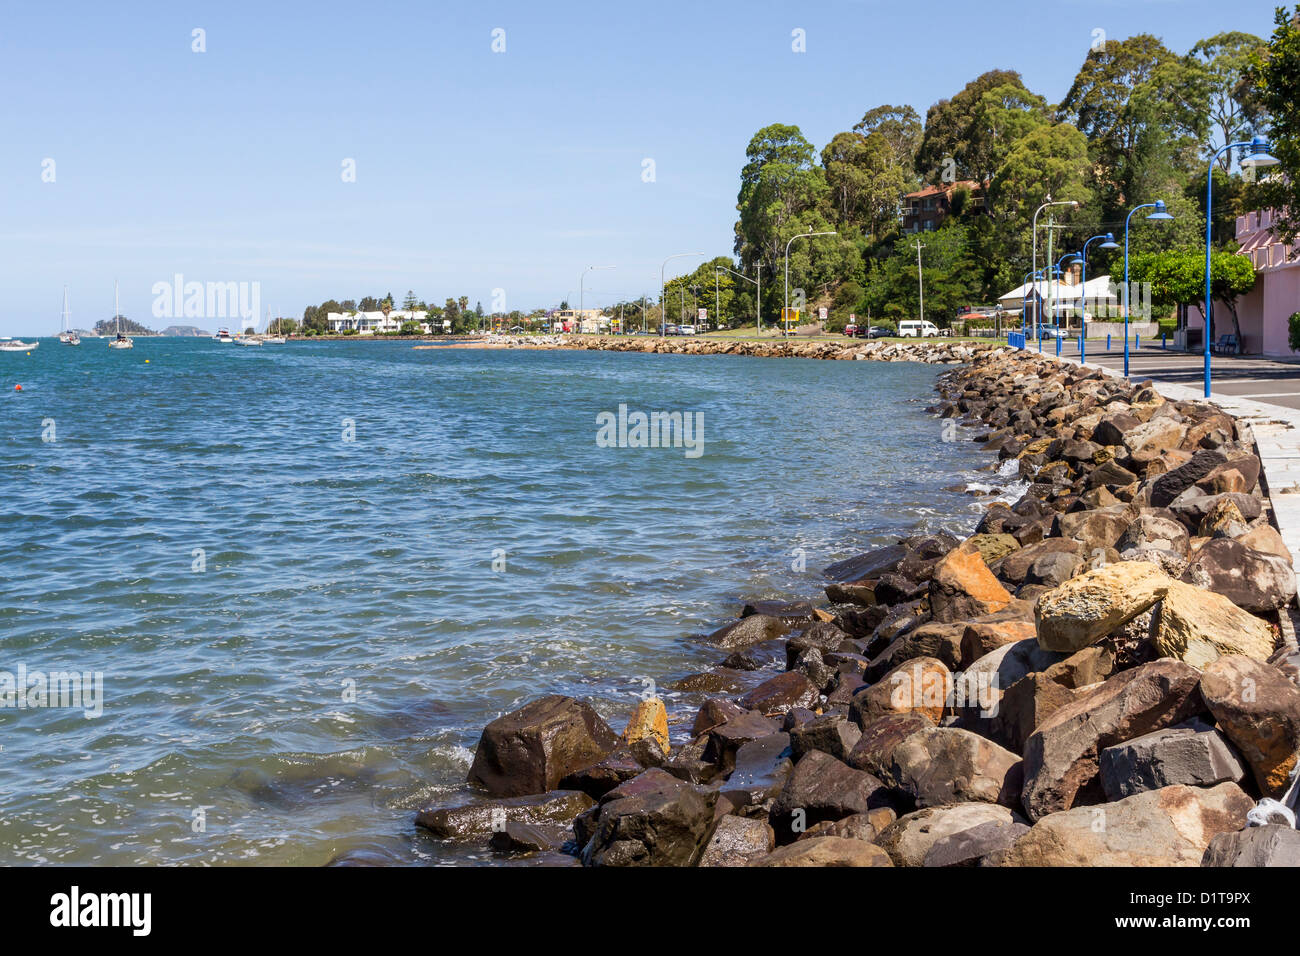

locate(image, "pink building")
(1187, 208), (1300, 357)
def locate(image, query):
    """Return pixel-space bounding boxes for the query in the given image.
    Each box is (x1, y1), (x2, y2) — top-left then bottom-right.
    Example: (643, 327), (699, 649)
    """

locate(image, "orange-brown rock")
(930, 546), (1011, 623)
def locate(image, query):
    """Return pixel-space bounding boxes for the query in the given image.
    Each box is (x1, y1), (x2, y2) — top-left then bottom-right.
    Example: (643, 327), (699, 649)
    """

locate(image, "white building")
(997, 276), (1119, 321)
(326, 310), (430, 334)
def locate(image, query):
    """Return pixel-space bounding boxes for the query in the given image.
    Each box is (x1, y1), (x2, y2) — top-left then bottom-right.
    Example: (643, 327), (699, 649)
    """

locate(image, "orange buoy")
(14, 384), (21, 391)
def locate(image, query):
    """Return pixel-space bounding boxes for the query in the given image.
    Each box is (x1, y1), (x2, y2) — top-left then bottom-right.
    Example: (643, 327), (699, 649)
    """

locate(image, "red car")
(843, 324), (859, 337)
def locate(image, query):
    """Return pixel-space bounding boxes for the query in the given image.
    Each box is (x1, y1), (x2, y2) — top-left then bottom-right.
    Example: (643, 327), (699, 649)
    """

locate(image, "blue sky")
(0, 0), (1278, 335)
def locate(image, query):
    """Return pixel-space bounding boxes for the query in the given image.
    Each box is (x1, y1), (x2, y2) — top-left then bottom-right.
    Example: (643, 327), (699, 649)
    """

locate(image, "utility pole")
(912, 239), (926, 324)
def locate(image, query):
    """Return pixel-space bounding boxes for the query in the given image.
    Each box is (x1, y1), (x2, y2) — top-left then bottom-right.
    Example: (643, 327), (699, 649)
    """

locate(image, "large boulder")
(415, 789), (594, 838)
(558, 747), (645, 799)
(702, 710), (781, 772)
(845, 712), (934, 775)
(823, 544), (910, 583)
(748, 836), (893, 867)
(1116, 513), (1190, 557)
(959, 616), (1037, 668)
(994, 672), (1085, 755)
(1020, 659), (1205, 820)
(722, 732), (794, 807)
(1200, 655), (1300, 797)
(1150, 450), (1229, 507)
(964, 533), (1021, 566)
(698, 815), (774, 867)
(923, 819), (1030, 867)
(580, 768), (718, 866)
(877, 725), (1022, 809)
(1180, 538), (1297, 613)
(876, 803), (1022, 867)
(769, 750), (890, 842)
(929, 546), (1012, 623)
(1202, 825), (1300, 867)
(468, 695), (619, 797)
(736, 671), (821, 714)
(1098, 719), (1246, 800)
(1053, 507), (1133, 553)
(1148, 580), (1277, 667)
(623, 698), (670, 753)
(1035, 561), (1173, 653)
(995, 538), (1081, 586)
(849, 656), (952, 725)
(707, 614), (792, 650)
(998, 783), (1253, 866)
(789, 712), (861, 762)
(1238, 523), (1293, 564)
(1170, 491), (1262, 530)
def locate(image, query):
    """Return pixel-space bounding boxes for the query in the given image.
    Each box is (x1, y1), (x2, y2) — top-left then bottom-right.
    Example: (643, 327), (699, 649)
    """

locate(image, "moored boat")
(108, 281), (133, 349)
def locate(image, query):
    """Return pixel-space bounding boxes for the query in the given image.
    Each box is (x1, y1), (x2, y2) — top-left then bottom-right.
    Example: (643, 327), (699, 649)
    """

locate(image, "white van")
(899, 320), (940, 338)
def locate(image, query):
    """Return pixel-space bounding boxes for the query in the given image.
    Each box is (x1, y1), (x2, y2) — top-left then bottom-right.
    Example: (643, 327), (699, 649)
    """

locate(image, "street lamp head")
(1240, 136), (1280, 168)
(1099, 232), (1120, 249)
(1146, 199), (1174, 221)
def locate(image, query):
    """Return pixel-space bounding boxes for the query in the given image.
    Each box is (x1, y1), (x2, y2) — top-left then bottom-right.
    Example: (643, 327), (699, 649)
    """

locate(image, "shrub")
(1290, 312), (1300, 353)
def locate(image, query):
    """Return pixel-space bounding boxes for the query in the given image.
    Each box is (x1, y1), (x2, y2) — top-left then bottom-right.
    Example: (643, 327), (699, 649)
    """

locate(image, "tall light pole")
(660, 253), (704, 337)
(580, 266), (614, 334)
(1032, 199), (1080, 341)
(913, 239), (925, 325)
(1079, 232), (1120, 364)
(714, 269), (720, 329)
(1022, 269), (1042, 342)
(784, 231), (836, 336)
(1123, 199), (1174, 377)
(1203, 135), (1278, 396)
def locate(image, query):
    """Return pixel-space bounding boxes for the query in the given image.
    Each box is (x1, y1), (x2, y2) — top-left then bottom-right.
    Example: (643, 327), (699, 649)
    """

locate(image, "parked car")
(1034, 324), (1068, 339)
(843, 324), (859, 337)
(898, 320), (940, 338)
(664, 324), (679, 335)
(866, 326), (893, 339)
(679, 324), (697, 335)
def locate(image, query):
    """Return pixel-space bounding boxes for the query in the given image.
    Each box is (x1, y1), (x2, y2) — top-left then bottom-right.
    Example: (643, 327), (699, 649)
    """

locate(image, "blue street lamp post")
(1021, 269), (1042, 345)
(1203, 136), (1279, 396)
(1079, 233), (1119, 364)
(1123, 200), (1174, 377)
(1054, 254), (1079, 357)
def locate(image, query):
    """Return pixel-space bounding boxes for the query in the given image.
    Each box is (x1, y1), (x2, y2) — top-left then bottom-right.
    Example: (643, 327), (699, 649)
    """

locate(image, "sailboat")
(58, 286), (80, 345)
(108, 281), (133, 349)
(0, 338), (38, 352)
(263, 308), (286, 344)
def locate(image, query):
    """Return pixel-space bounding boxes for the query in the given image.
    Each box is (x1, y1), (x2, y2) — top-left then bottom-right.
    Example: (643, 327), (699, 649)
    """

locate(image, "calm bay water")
(0, 338), (1001, 865)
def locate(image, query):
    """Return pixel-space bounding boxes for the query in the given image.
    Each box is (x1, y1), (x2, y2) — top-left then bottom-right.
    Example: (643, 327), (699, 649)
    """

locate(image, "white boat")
(213, 328), (235, 343)
(58, 287), (80, 345)
(108, 281), (133, 349)
(263, 307), (286, 344)
(0, 339), (38, 352)
(235, 335), (262, 346)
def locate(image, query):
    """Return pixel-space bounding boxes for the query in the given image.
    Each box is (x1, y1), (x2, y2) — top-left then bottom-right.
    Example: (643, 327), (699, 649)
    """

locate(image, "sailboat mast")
(115, 281), (120, 334)
(62, 286), (69, 332)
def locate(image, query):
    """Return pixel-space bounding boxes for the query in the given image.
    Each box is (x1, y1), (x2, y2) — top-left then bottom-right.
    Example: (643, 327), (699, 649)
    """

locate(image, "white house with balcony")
(326, 310), (430, 334)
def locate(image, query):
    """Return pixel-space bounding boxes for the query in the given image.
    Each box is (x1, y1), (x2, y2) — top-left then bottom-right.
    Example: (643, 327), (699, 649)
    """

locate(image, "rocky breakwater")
(466, 333), (991, 364)
(415, 346), (1300, 866)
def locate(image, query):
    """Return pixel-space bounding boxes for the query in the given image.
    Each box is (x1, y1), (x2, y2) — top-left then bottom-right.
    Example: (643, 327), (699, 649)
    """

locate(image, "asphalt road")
(1048, 341), (1300, 411)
